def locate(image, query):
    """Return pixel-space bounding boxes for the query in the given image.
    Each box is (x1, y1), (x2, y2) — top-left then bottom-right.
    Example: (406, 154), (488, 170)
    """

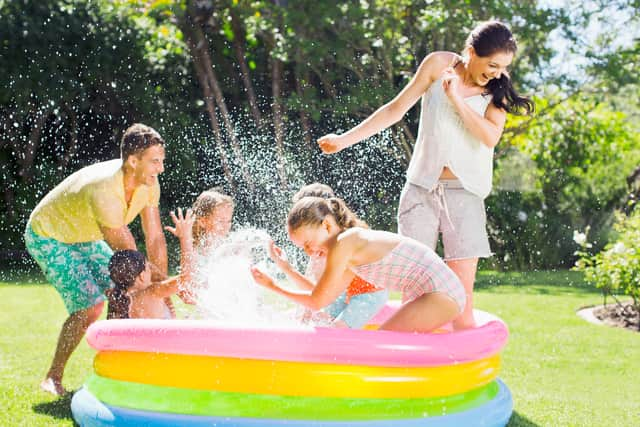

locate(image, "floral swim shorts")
(24, 224), (113, 314)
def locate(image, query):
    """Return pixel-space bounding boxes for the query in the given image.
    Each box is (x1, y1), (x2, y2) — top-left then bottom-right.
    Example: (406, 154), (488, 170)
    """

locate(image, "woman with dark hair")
(317, 21), (534, 330)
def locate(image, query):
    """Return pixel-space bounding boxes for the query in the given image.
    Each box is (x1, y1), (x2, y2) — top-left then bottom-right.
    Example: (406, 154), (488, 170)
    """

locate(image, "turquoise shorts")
(24, 224), (113, 314)
(324, 288), (389, 329)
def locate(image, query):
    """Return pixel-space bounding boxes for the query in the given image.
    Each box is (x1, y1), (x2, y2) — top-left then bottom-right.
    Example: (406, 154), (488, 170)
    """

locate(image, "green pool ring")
(86, 374), (499, 421)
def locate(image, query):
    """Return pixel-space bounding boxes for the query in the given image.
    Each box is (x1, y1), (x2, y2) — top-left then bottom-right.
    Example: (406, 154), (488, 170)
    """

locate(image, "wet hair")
(107, 250), (146, 319)
(464, 21), (534, 115)
(287, 196), (368, 232)
(191, 188), (234, 241)
(120, 123), (165, 161)
(291, 183), (336, 203)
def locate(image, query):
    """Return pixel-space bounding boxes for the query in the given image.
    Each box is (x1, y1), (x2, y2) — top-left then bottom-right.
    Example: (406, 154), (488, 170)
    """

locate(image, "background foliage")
(1, 0), (639, 272)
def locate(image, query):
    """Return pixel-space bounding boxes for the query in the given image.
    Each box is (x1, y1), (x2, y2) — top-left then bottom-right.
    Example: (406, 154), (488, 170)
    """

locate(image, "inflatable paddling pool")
(72, 303), (512, 426)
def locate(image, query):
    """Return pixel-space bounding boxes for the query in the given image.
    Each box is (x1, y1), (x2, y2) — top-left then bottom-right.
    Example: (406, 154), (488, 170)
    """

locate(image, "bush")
(490, 97), (640, 270)
(574, 208), (640, 320)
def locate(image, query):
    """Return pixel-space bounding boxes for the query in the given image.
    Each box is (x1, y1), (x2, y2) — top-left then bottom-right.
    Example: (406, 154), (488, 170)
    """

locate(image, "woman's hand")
(165, 208), (195, 241)
(441, 66), (461, 102)
(317, 133), (346, 154)
(250, 266), (276, 290)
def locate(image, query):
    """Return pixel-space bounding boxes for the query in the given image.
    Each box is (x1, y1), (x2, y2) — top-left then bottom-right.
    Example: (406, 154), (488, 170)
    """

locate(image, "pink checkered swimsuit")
(350, 239), (466, 312)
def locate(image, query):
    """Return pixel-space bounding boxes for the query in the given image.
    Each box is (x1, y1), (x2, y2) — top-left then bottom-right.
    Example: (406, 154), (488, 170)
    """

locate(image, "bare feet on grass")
(40, 377), (67, 396)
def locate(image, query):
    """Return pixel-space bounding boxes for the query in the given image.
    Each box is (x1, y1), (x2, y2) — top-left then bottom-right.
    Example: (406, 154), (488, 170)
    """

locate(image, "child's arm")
(137, 276), (181, 299)
(164, 208), (196, 303)
(252, 234), (358, 311)
(267, 241), (316, 291)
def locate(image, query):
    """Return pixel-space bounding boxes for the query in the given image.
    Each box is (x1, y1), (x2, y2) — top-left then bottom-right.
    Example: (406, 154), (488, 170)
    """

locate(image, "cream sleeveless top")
(406, 76), (494, 199)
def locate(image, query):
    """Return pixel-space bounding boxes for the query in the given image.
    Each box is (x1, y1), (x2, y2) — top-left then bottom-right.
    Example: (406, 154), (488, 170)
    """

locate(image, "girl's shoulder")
(333, 227), (368, 254)
(420, 51), (459, 77)
(337, 227), (367, 242)
(337, 228), (399, 250)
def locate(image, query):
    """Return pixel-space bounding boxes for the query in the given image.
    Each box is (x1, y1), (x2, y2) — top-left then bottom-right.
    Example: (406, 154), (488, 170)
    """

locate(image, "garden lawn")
(1, 270), (638, 426)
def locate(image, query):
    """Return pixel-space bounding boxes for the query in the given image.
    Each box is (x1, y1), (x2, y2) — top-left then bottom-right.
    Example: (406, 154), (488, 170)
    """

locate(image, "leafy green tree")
(488, 97), (640, 269)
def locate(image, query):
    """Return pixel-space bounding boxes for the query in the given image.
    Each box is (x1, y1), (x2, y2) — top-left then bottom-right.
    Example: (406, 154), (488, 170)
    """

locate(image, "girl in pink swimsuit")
(251, 197), (466, 333)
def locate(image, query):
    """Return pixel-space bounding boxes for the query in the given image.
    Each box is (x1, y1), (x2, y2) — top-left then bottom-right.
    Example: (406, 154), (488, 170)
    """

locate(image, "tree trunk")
(294, 68), (313, 147)
(181, 13), (256, 189)
(14, 108), (47, 182)
(397, 119), (415, 164)
(310, 65), (337, 99)
(270, 55), (288, 186)
(0, 155), (15, 219)
(184, 31), (235, 189)
(58, 104), (79, 173)
(229, 8), (263, 129)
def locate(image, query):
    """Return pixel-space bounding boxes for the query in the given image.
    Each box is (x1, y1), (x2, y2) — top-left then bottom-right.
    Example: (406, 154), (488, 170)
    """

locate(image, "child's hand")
(165, 208), (195, 241)
(250, 266), (276, 289)
(177, 287), (197, 305)
(268, 241), (289, 269)
(317, 133), (345, 154)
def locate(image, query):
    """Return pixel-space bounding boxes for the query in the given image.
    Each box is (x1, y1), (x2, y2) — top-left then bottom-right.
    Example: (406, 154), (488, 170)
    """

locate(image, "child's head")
(107, 250), (149, 319)
(192, 189), (235, 242)
(286, 196), (367, 256)
(291, 183), (336, 203)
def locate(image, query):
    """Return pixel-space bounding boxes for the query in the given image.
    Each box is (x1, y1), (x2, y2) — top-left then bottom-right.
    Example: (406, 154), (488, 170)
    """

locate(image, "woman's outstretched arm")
(317, 51), (452, 154)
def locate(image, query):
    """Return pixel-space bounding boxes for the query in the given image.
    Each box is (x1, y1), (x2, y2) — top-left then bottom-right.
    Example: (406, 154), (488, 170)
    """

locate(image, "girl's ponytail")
(327, 197), (368, 229)
(106, 286), (130, 319)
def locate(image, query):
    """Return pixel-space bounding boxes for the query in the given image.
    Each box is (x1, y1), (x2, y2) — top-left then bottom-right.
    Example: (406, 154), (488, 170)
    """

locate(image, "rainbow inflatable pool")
(72, 303), (512, 426)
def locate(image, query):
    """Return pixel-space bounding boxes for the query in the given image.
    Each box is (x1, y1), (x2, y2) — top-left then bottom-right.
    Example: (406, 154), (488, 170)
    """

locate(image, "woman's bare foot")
(40, 377), (66, 396)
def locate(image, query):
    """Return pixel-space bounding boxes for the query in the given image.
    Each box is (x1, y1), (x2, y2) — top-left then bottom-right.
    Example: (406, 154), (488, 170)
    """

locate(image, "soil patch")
(578, 301), (639, 332)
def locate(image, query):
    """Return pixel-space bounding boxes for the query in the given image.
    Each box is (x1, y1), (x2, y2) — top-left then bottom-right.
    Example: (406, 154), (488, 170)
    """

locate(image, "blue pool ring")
(72, 379), (512, 427)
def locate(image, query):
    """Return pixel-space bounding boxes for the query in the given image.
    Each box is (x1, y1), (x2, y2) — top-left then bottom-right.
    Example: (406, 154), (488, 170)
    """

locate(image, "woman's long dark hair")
(107, 250), (146, 319)
(466, 21), (535, 115)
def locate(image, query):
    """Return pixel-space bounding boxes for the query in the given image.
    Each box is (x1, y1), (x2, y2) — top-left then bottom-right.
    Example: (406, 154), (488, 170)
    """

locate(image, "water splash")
(189, 227), (303, 327)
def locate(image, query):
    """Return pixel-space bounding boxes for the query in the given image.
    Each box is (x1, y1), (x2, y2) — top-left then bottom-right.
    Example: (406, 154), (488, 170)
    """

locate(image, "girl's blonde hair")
(287, 196), (368, 231)
(191, 189), (234, 241)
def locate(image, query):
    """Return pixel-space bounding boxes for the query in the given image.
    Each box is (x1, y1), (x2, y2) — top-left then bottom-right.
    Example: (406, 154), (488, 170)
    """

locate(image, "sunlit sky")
(538, 0), (639, 84)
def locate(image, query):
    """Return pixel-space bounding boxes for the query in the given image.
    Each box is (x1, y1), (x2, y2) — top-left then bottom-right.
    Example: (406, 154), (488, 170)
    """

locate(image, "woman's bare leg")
(447, 257), (478, 330)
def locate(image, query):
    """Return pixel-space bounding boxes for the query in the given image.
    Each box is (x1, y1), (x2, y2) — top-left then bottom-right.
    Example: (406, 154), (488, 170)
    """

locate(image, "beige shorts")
(397, 180), (492, 260)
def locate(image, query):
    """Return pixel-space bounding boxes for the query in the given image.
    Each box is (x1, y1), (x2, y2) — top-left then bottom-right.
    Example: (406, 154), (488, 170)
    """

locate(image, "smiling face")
(467, 47), (514, 86)
(129, 144), (165, 187)
(198, 202), (234, 239)
(287, 215), (340, 258)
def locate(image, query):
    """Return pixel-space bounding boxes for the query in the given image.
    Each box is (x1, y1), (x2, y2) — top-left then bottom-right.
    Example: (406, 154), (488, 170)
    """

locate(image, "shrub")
(574, 208), (640, 324)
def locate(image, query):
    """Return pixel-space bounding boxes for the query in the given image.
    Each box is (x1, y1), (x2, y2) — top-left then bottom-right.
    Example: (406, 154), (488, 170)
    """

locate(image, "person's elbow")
(146, 230), (166, 247)
(483, 134), (501, 149)
(308, 294), (332, 311)
(485, 129), (504, 148)
(384, 103), (406, 124)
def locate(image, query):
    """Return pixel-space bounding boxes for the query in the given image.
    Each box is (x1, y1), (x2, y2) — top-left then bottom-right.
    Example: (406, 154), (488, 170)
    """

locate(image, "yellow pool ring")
(94, 351), (500, 398)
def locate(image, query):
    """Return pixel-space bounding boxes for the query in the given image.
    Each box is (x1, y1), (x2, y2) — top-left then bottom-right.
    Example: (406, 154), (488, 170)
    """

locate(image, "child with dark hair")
(107, 208), (195, 319)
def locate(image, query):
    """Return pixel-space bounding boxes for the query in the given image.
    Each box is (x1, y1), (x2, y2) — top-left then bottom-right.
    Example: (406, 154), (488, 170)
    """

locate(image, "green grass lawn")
(1, 269), (638, 426)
